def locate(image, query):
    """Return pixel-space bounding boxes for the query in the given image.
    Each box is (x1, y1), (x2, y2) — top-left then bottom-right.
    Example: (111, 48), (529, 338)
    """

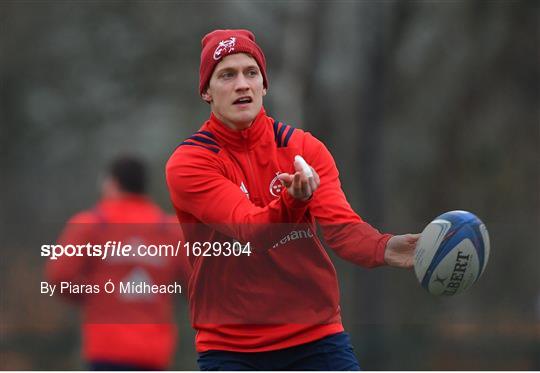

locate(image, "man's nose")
(234, 74), (250, 91)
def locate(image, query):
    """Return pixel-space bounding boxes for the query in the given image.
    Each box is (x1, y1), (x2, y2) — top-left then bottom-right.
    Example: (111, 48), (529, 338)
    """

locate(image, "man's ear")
(202, 90), (212, 103)
(262, 88), (267, 96)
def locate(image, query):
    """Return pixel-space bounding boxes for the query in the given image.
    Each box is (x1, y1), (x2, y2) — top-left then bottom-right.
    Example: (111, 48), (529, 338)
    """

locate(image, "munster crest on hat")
(213, 37), (236, 60)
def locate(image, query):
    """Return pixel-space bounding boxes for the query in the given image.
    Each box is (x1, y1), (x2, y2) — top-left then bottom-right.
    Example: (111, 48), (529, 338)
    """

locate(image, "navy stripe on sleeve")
(277, 123), (287, 147)
(196, 131), (216, 139)
(188, 135), (219, 147)
(177, 141), (220, 154)
(282, 125), (295, 147)
(273, 121), (279, 143)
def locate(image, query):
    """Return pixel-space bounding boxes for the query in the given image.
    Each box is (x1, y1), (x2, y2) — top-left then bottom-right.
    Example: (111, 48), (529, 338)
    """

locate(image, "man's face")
(203, 53), (266, 130)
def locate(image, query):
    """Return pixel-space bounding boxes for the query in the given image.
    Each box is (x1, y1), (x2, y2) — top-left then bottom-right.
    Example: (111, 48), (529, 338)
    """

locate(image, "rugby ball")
(414, 210), (490, 296)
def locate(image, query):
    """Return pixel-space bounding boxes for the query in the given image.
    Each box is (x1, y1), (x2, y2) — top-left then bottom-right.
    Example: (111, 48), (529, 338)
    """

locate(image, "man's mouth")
(233, 97), (253, 105)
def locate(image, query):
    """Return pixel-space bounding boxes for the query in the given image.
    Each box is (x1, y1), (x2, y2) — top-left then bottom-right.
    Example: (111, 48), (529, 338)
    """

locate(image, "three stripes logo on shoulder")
(177, 131), (220, 154)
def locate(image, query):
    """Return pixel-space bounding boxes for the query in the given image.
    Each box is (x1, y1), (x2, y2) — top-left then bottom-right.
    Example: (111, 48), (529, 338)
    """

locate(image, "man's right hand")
(277, 159), (320, 201)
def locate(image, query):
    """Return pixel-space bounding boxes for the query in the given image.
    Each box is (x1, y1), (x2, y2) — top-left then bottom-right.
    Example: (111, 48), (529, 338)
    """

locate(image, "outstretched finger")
(292, 172), (302, 196)
(277, 173), (294, 187)
(301, 175), (312, 199)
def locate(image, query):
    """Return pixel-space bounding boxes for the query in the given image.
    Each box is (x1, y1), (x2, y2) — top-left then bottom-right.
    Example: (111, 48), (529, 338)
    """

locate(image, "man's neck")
(212, 113), (252, 131)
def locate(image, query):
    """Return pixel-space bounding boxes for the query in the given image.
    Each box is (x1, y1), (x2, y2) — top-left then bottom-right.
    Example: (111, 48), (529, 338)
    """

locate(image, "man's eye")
(221, 72), (234, 79)
(247, 70), (259, 77)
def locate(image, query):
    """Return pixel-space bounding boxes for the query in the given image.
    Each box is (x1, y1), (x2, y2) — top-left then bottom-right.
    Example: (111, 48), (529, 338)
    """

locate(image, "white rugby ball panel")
(479, 223), (490, 276)
(414, 219), (452, 282)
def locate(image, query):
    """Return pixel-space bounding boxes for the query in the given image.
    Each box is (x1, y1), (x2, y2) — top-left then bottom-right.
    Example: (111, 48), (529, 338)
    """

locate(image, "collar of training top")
(207, 107), (271, 151)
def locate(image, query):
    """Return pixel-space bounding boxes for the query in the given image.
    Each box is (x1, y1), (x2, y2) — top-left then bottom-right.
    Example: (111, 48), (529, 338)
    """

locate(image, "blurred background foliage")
(1, 0), (539, 370)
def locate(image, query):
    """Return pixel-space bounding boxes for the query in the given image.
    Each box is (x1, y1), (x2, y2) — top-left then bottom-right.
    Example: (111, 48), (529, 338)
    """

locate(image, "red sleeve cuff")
(281, 188), (311, 210)
(375, 233), (393, 267)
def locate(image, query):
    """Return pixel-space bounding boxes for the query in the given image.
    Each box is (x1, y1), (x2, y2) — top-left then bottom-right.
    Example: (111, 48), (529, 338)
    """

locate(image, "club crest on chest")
(269, 172), (283, 197)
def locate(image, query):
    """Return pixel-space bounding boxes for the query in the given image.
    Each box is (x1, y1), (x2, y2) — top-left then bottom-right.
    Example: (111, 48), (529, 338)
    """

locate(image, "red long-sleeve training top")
(166, 108), (391, 353)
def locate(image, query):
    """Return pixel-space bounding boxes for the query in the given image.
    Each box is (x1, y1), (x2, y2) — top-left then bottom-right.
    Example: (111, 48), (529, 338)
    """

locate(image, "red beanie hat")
(199, 29), (268, 95)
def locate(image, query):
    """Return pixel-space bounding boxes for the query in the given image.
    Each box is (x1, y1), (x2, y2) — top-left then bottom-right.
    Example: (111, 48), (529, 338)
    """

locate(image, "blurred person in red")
(166, 29), (419, 370)
(47, 156), (191, 370)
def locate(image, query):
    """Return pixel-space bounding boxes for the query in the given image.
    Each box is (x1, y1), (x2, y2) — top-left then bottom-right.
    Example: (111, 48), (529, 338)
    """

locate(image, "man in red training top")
(166, 29), (419, 370)
(47, 156), (191, 370)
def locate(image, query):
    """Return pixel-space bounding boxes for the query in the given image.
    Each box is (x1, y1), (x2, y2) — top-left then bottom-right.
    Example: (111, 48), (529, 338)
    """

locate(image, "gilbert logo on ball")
(414, 210), (490, 296)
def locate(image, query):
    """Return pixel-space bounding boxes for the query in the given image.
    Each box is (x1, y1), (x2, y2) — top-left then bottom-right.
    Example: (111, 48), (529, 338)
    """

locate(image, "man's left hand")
(384, 233), (421, 268)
